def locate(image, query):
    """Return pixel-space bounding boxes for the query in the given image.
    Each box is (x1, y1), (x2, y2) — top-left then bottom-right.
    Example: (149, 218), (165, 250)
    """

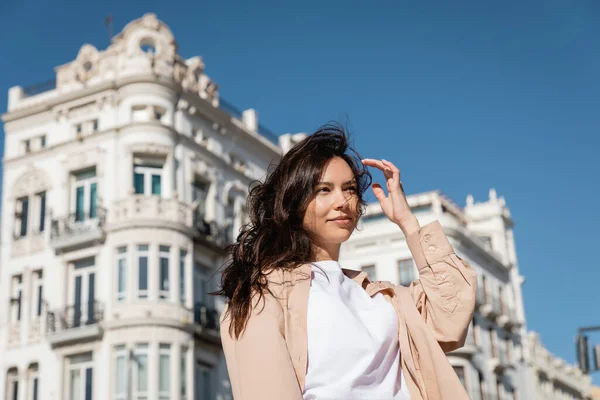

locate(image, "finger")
(362, 159), (394, 180)
(381, 159), (400, 174)
(371, 183), (387, 203)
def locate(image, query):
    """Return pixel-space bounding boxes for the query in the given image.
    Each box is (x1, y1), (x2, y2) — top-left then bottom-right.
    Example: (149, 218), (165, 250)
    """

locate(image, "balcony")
(193, 214), (232, 251)
(46, 301), (104, 347)
(110, 195), (193, 231)
(477, 288), (502, 321)
(191, 302), (220, 345)
(50, 208), (106, 251)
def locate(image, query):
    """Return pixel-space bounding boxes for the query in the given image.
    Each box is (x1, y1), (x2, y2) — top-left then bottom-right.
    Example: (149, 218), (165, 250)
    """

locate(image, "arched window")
(5, 367), (19, 400)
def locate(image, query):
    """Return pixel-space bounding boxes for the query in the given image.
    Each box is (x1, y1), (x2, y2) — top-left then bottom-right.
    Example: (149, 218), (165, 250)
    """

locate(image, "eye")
(316, 187), (330, 193)
(345, 186), (358, 192)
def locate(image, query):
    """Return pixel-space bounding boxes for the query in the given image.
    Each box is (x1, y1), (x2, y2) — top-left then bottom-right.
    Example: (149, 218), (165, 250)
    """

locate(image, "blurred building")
(0, 13), (302, 400)
(340, 189), (530, 400)
(527, 332), (592, 400)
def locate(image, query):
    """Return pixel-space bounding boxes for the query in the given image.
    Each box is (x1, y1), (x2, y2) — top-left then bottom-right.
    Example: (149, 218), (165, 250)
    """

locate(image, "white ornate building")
(528, 332), (592, 400)
(340, 189), (531, 400)
(0, 13), (299, 400)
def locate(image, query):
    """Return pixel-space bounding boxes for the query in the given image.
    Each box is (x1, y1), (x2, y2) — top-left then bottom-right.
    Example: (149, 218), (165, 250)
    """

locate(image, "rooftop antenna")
(104, 13), (113, 45)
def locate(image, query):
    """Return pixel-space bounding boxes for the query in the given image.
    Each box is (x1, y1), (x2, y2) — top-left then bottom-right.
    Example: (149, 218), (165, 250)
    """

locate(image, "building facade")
(528, 332), (592, 400)
(0, 13), (291, 400)
(340, 189), (531, 400)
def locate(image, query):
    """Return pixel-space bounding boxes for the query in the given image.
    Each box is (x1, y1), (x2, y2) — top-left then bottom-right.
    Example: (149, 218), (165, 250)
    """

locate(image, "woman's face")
(303, 157), (359, 248)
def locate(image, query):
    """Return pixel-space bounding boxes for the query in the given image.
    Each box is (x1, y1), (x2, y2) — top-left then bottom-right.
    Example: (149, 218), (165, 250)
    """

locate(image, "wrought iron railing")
(50, 207), (107, 240)
(22, 79), (56, 98)
(193, 213), (232, 248)
(193, 303), (219, 331)
(218, 98), (244, 120)
(46, 301), (104, 334)
(218, 97), (279, 145)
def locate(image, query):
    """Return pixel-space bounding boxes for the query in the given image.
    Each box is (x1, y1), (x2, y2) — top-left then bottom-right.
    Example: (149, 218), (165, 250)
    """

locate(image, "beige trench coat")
(221, 220), (477, 400)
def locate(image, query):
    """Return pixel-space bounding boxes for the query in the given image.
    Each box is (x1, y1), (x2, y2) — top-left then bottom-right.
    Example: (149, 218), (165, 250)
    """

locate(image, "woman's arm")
(220, 298), (303, 400)
(405, 220), (477, 353)
(361, 158), (476, 352)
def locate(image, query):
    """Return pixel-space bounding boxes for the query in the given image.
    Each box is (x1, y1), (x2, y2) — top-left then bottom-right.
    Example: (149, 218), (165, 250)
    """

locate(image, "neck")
(312, 242), (341, 262)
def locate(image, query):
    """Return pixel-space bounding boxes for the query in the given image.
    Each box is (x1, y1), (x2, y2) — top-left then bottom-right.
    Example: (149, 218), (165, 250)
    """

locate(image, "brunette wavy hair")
(216, 123), (372, 338)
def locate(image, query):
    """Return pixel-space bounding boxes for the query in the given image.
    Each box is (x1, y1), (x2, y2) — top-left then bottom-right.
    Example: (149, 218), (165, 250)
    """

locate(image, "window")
(153, 106), (166, 122)
(489, 327), (496, 358)
(159, 246), (170, 300)
(137, 245), (149, 299)
(36, 192), (46, 233)
(114, 345), (127, 400)
(193, 263), (212, 307)
(11, 275), (23, 322)
(453, 366), (466, 389)
(24, 139), (31, 154)
(72, 169), (97, 222)
(159, 344), (171, 400)
(180, 250), (187, 304)
(140, 38), (156, 54)
(496, 377), (502, 400)
(71, 258), (96, 327)
(398, 259), (415, 286)
(192, 179), (209, 218)
(40, 135), (46, 149)
(75, 124), (82, 135)
(92, 120), (98, 132)
(472, 319), (479, 346)
(15, 196), (29, 238)
(478, 371), (485, 400)
(181, 347), (188, 400)
(133, 164), (163, 196)
(67, 352), (93, 400)
(482, 275), (489, 303)
(361, 265), (376, 281)
(116, 247), (128, 302)
(27, 364), (39, 400)
(32, 271), (43, 318)
(498, 287), (505, 314)
(194, 363), (212, 400)
(133, 344), (148, 400)
(6, 368), (18, 400)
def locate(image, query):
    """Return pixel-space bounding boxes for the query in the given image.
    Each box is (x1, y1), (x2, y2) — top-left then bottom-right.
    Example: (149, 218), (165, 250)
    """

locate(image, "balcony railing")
(22, 78), (56, 98)
(110, 195), (192, 228)
(193, 213), (232, 250)
(50, 208), (107, 251)
(218, 97), (279, 145)
(46, 301), (104, 346)
(193, 303), (220, 332)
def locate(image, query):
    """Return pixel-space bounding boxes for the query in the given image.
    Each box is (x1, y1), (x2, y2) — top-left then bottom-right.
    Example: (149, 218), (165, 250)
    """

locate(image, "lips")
(328, 216), (352, 223)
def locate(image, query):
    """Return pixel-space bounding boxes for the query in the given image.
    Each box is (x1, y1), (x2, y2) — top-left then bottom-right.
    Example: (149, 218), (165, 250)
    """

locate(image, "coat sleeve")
(405, 220), (478, 353)
(220, 297), (303, 400)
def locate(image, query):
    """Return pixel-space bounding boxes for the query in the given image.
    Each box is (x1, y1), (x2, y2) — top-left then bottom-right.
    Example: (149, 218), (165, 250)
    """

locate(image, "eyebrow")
(317, 179), (357, 186)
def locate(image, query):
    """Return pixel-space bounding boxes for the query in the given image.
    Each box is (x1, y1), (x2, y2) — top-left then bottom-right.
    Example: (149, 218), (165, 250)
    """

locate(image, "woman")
(218, 125), (477, 400)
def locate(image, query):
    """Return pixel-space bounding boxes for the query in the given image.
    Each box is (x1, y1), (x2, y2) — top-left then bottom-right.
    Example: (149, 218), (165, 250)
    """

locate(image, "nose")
(333, 188), (351, 210)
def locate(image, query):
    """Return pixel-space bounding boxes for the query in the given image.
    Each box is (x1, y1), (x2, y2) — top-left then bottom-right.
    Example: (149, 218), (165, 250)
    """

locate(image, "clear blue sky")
(2, 0), (599, 380)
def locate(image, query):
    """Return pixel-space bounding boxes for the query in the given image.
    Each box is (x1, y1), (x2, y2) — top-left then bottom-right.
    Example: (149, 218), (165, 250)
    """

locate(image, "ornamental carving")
(191, 156), (216, 181)
(62, 147), (105, 174)
(12, 167), (52, 198)
(128, 143), (172, 156)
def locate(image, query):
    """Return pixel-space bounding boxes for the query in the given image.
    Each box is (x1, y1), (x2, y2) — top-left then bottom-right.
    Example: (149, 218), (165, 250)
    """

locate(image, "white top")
(303, 260), (411, 400)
